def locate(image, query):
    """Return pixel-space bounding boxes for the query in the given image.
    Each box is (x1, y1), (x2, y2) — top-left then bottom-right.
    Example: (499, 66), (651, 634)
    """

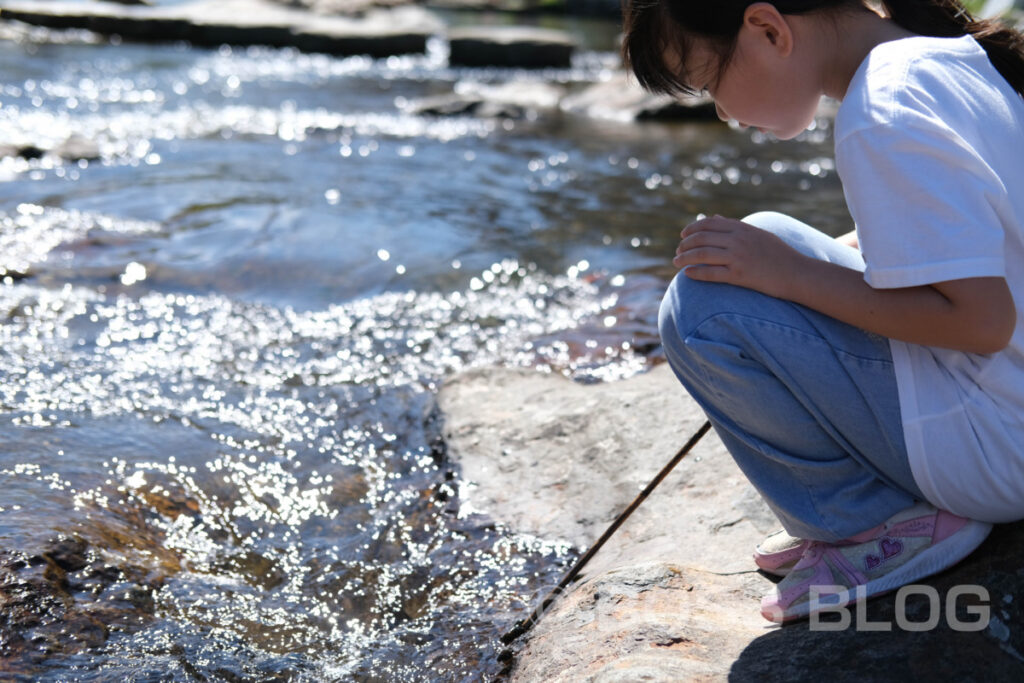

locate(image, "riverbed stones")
(52, 135), (101, 162)
(0, 535), (168, 669)
(447, 26), (575, 68)
(0, 0), (443, 56)
(438, 363), (1024, 680)
(560, 71), (719, 122)
(400, 81), (566, 119)
(0, 136), (100, 162)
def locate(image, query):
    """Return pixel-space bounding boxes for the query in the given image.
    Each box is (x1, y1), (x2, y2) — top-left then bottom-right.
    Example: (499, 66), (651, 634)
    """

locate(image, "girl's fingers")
(673, 246), (731, 267)
(676, 230), (736, 258)
(680, 264), (730, 281)
(677, 230), (733, 252)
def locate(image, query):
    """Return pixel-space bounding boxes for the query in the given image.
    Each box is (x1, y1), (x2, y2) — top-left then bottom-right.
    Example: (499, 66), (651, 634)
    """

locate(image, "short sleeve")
(836, 118), (1007, 289)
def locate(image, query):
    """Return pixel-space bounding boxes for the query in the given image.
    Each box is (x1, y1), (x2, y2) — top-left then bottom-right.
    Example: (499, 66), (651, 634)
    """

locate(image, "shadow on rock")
(730, 520), (1024, 682)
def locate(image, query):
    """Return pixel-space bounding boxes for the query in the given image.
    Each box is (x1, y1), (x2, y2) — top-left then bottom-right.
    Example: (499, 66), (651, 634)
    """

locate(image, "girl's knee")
(740, 211), (865, 269)
(741, 211), (813, 239)
(658, 271), (717, 347)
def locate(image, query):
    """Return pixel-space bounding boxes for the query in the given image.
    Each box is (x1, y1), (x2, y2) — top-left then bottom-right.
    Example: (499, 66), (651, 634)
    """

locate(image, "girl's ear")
(742, 2), (794, 57)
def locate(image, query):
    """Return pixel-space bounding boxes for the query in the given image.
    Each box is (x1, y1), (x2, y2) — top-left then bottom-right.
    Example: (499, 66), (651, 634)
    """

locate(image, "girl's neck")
(814, 7), (918, 99)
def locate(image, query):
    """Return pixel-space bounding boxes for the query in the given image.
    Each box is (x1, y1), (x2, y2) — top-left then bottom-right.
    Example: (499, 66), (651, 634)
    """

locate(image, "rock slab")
(0, 0), (442, 56)
(447, 26), (575, 68)
(438, 363), (1024, 681)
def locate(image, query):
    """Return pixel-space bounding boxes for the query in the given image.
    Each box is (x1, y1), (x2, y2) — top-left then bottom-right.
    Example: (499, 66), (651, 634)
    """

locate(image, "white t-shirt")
(835, 34), (1024, 523)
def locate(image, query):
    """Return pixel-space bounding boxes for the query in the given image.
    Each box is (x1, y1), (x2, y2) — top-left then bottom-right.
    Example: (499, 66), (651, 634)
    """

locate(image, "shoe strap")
(824, 545), (868, 586)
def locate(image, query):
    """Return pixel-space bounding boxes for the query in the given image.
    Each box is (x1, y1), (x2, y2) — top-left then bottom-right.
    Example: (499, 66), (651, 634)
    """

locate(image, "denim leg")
(659, 212), (924, 542)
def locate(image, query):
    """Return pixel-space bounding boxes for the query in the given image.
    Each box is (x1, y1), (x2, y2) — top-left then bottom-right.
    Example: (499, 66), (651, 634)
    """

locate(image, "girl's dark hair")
(622, 0), (1024, 98)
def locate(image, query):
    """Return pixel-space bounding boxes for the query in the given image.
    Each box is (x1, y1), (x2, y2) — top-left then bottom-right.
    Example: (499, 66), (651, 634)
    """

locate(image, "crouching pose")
(620, 0), (1024, 621)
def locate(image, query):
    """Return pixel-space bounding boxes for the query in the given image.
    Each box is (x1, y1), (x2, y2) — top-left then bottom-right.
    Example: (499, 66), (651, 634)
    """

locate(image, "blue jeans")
(659, 212), (925, 542)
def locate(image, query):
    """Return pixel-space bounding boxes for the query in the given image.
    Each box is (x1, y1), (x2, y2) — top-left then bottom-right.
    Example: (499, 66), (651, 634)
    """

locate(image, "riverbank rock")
(439, 363), (775, 574)
(0, 136), (100, 163)
(438, 363), (1024, 680)
(560, 71), (719, 122)
(399, 81), (565, 119)
(270, 0), (409, 14)
(0, 0), (443, 56)
(447, 26), (575, 68)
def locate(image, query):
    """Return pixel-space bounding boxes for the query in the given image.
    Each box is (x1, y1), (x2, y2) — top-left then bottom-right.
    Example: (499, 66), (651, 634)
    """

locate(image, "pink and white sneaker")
(760, 502), (992, 623)
(753, 529), (811, 577)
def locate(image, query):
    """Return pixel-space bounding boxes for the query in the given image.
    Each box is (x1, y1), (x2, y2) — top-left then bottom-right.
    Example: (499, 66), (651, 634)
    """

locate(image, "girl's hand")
(673, 215), (807, 299)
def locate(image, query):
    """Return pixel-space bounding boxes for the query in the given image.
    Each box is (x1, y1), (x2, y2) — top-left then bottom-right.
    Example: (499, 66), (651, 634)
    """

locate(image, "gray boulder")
(447, 26), (575, 68)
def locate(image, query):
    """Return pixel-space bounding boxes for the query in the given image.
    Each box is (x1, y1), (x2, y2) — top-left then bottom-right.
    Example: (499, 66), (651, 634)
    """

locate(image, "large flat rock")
(447, 26), (575, 68)
(0, 0), (442, 56)
(438, 363), (1024, 680)
(439, 363), (777, 577)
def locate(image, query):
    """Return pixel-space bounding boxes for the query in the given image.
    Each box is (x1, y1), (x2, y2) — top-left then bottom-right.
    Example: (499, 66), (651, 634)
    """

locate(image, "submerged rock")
(0, 535), (167, 668)
(439, 363), (1024, 680)
(447, 26), (575, 68)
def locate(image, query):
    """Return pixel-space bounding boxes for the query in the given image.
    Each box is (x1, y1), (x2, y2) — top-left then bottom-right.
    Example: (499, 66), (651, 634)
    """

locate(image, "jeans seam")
(682, 310), (902, 540)
(686, 311), (894, 368)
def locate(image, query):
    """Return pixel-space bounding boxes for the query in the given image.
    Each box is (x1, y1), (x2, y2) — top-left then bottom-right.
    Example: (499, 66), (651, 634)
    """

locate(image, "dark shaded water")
(0, 14), (846, 681)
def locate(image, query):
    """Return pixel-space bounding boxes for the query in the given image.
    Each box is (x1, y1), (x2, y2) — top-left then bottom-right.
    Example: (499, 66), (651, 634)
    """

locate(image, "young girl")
(621, 0), (1024, 622)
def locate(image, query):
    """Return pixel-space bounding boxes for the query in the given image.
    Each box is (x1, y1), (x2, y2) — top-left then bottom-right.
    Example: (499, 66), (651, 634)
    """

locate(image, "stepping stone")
(0, 0), (443, 56)
(447, 25), (575, 69)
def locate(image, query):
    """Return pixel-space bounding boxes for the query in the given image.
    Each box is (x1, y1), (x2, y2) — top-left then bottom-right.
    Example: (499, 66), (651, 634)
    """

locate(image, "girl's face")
(682, 23), (822, 140)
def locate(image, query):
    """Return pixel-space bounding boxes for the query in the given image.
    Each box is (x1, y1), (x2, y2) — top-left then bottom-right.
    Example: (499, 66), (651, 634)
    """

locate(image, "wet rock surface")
(439, 363), (1024, 681)
(0, 534), (170, 673)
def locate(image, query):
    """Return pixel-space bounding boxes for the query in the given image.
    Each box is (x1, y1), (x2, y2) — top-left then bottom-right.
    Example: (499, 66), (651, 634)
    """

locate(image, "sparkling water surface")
(0, 17), (845, 681)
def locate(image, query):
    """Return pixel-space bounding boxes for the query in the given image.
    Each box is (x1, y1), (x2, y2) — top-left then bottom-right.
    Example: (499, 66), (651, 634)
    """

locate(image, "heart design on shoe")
(881, 537), (903, 559)
(864, 537), (904, 571)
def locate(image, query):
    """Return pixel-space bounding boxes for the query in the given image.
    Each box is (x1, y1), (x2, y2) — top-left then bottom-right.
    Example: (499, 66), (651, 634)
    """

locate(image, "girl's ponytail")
(882, 0), (1024, 96)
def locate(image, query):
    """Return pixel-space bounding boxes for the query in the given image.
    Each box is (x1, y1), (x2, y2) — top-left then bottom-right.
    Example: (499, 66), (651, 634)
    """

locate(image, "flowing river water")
(0, 10), (848, 681)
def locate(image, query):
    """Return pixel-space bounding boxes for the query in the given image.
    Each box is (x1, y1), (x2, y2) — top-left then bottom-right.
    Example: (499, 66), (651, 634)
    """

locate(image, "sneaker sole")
(764, 519), (993, 623)
(753, 539), (811, 578)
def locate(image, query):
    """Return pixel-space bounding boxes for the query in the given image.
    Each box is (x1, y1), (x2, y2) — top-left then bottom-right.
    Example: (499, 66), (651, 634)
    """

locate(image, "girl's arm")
(675, 215), (1016, 354)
